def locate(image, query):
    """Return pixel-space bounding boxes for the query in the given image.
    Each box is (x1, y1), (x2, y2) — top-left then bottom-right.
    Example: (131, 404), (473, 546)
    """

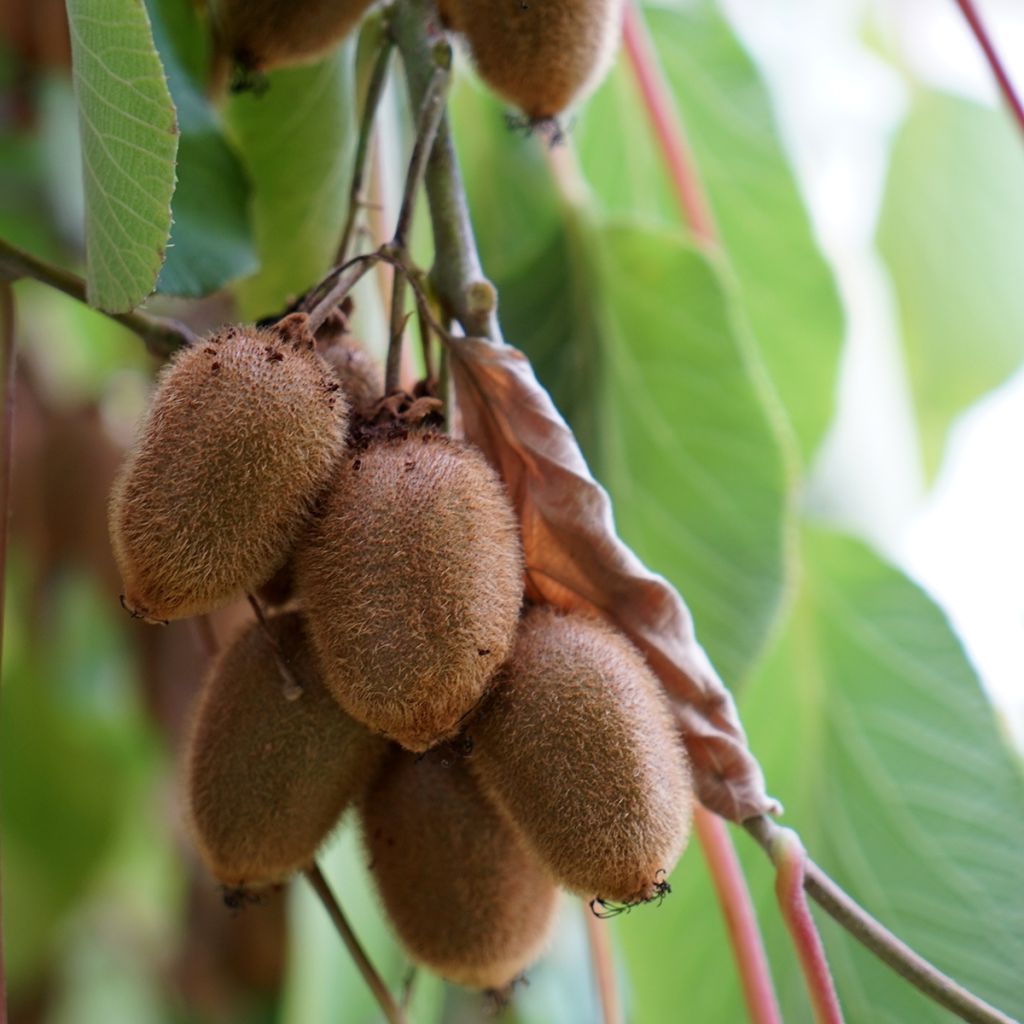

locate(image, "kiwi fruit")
(295, 431), (523, 751)
(443, 0), (624, 120)
(187, 612), (385, 891)
(360, 750), (558, 990)
(320, 337), (383, 414)
(210, 0), (376, 75)
(109, 314), (348, 623)
(469, 606), (693, 906)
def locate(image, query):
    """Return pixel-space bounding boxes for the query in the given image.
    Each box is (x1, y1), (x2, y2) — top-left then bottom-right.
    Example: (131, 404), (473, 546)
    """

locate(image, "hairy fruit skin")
(469, 606), (693, 905)
(109, 315), (348, 622)
(320, 337), (383, 414)
(210, 0), (376, 74)
(360, 750), (558, 989)
(295, 433), (523, 751)
(444, 0), (624, 119)
(187, 612), (385, 890)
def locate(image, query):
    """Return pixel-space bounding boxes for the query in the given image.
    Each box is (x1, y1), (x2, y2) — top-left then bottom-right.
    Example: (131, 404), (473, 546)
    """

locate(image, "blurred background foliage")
(1, 0), (1023, 1021)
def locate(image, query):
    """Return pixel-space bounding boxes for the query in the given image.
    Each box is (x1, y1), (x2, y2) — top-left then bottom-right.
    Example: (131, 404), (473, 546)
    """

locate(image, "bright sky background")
(718, 0), (1024, 746)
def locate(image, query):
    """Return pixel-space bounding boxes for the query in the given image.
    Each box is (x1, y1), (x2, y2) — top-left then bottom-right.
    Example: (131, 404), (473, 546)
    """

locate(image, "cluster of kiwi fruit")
(108, 310), (694, 993)
(210, 0), (623, 124)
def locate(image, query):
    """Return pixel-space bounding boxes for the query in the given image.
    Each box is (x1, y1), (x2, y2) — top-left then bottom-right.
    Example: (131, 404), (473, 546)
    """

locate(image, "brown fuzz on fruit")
(360, 750), (558, 990)
(295, 431), (523, 751)
(187, 612), (385, 891)
(320, 337), (384, 415)
(443, 0), (624, 120)
(109, 314), (348, 623)
(209, 0), (376, 75)
(469, 606), (693, 906)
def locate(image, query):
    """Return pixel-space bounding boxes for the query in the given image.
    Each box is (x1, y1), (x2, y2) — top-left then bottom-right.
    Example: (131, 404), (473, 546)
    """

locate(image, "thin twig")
(0, 282), (16, 1024)
(0, 237), (196, 357)
(301, 252), (382, 334)
(583, 903), (622, 1024)
(303, 862), (407, 1024)
(337, 35), (395, 263)
(385, 65), (451, 394)
(952, 0), (1024, 140)
(770, 827), (843, 1024)
(390, 0), (497, 340)
(246, 593), (303, 701)
(621, 2), (717, 246)
(694, 807), (781, 1024)
(744, 817), (1018, 1024)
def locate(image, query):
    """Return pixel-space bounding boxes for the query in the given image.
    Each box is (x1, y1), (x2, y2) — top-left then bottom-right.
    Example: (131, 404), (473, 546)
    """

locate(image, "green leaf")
(453, 82), (792, 683)
(146, 0), (257, 297)
(597, 224), (791, 684)
(227, 46), (355, 319)
(66, 0), (179, 312)
(878, 91), (1024, 475)
(619, 528), (1024, 1022)
(576, 2), (845, 461)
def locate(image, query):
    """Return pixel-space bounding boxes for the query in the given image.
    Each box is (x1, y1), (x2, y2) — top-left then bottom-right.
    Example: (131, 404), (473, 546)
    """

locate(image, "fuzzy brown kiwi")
(360, 750), (558, 990)
(109, 314), (348, 623)
(468, 606), (693, 906)
(320, 337), (383, 414)
(209, 0), (375, 76)
(295, 431), (523, 751)
(445, 0), (624, 120)
(186, 612), (385, 891)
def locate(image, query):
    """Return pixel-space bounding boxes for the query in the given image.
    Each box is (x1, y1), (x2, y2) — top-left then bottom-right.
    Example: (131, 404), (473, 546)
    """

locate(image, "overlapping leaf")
(618, 528), (1024, 1021)
(577, 1), (844, 461)
(146, 0), (257, 297)
(66, 0), (178, 312)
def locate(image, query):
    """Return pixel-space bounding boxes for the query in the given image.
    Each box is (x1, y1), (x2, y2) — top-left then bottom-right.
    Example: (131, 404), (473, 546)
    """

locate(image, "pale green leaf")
(227, 46), (355, 318)
(878, 91), (1024, 475)
(576, 2), (845, 461)
(598, 223), (791, 684)
(618, 528), (1024, 1022)
(66, 0), (179, 312)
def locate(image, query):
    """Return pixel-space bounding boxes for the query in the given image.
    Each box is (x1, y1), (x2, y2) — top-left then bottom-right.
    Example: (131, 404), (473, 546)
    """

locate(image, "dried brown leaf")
(450, 336), (778, 822)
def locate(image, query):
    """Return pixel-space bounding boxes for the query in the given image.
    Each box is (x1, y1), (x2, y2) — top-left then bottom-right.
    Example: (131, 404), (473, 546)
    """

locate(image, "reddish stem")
(621, 2), (717, 245)
(0, 282), (16, 1024)
(952, 0), (1024, 140)
(696, 807), (782, 1024)
(772, 828), (844, 1024)
(584, 903), (623, 1024)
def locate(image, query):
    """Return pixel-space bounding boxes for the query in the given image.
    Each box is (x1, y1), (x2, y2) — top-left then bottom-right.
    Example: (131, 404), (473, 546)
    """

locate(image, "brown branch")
(0, 281), (15, 1024)
(303, 862), (407, 1024)
(390, 0), (497, 340)
(0, 237), (196, 357)
(337, 31), (395, 263)
(952, 0), (1024, 140)
(386, 63), (451, 393)
(744, 817), (1018, 1024)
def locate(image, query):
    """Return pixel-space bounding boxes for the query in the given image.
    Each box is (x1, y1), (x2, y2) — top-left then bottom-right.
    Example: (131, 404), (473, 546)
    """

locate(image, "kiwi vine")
(0, 1), (1020, 1024)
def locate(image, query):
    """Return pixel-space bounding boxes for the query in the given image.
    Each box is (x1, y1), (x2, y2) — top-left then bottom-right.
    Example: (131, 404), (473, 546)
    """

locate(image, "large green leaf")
(878, 91), (1024, 475)
(576, 1), (845, 462)
(618, 528), (1024, 1022)
(146, 0), (257, 297)
(598, 224), (791, 684)
(227, 46), (355, 319)
(453, 80), (791, 683)
(66, 0), (178, 312)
